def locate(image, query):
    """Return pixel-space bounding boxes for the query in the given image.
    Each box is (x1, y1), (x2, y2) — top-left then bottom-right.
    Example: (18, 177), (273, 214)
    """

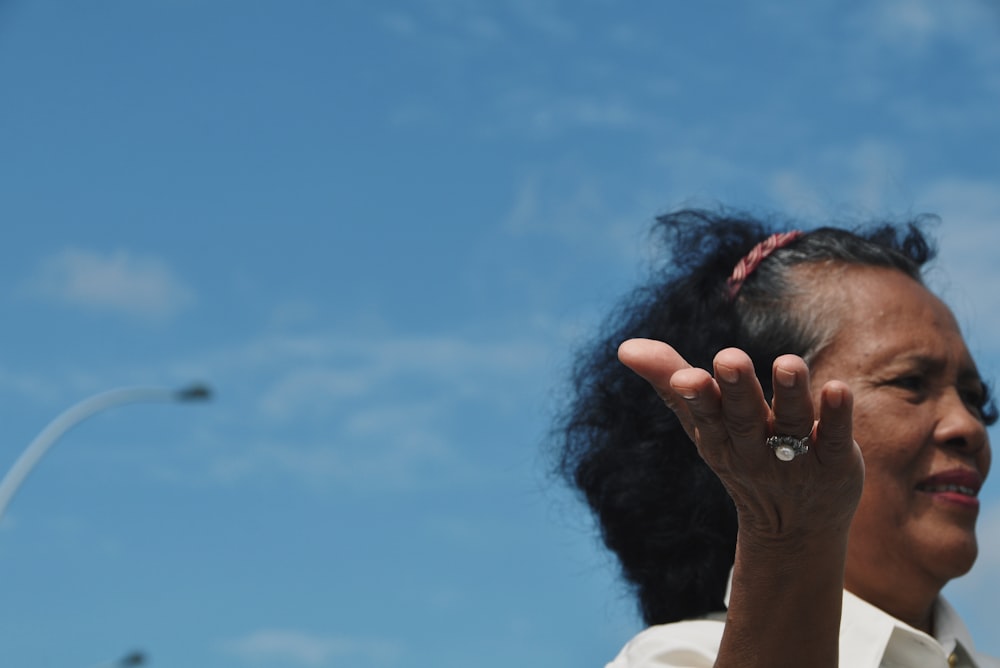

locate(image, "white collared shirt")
(607, 590), (1000, 667)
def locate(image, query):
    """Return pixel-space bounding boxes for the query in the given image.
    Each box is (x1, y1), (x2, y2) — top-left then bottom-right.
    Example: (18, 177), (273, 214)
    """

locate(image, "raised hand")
(618, 338), (866, 667)
(617, 338), (863, 538)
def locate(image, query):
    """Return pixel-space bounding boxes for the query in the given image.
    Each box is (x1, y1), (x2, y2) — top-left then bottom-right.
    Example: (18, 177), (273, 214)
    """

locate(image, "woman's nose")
(935, 388), (989, 458)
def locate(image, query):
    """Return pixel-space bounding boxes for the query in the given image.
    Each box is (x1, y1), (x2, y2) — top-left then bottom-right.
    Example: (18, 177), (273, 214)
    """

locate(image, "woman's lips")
(916, 469), (983, 509)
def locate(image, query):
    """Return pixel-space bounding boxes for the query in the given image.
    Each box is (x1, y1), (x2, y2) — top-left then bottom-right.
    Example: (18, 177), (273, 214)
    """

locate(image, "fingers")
(711, 348), (770, 447)
(618, 338), (701, 438)
(619, 339), (863, 539)
(669, 365), (727, 447)
(618, 340), (771, 449)
(620, 340), (856, 468)
(770, 355), (815, 439)
(617, 338), (691, 392)
(814, 380), (857, 461)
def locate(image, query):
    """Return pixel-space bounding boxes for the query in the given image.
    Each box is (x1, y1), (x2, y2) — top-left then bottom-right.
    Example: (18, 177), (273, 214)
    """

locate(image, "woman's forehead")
(794, 263), (939, 316)
(797, 264), (973, 369)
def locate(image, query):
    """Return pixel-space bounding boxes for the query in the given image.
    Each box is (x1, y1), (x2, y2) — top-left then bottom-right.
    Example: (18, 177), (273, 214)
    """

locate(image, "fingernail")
(776, 367), (796, 388)
(675, 387), (698, 400)
(827, 386), (843, 408)
(716, 364), (739, 384)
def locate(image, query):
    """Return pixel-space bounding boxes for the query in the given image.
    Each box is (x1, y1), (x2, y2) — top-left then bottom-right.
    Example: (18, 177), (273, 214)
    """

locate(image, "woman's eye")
(888, 375), (925, 392)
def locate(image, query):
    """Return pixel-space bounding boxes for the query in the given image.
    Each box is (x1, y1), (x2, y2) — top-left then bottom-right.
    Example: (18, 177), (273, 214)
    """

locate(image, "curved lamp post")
(0, 383), (212, 521)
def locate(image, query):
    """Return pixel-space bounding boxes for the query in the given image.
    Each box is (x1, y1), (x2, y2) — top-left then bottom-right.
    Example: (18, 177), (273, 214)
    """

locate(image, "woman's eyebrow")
(879, 353), (940, 373)
(892, 354), (984, 385)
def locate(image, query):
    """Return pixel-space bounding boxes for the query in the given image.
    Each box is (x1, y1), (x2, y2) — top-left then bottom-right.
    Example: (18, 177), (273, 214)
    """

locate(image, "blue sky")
(1, 1), (999, 666)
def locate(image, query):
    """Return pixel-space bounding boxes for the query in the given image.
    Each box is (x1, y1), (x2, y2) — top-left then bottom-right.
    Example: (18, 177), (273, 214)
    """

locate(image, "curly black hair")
(554, 207), (994, 627)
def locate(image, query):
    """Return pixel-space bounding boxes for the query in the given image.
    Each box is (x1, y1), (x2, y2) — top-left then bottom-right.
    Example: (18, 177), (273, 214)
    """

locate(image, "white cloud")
(247, 333), (548, 418)
(220, 629), (399, 667)
(378, 2), (505, 51)
(853, 0), (1000, 55)
(646, 138), (913, 224)
(0, 366), (59, 403)
(379, 11), (419, 37)
(768, 171), (829, 219)
(868, 0), (937, 47)
(204, 428), (455, 491)
(763, 138), (910, 218)
(203, 394), (463, 491)
(841, 141), (908, 212)
(507, 0), (574, 41)
(154, 330), (554, 490)
(257, 368), (376, 420)
(423, 0), (567, 42)
(920, 179), (1000, 249)
(501, 170), (655, 265)
(830, 1), (1000, 138)
(25, 248), (195, 321)
(496, 87), (653, 138)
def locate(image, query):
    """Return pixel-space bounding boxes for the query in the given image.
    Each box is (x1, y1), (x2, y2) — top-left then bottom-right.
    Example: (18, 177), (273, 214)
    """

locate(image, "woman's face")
(805, 266), (991, 620)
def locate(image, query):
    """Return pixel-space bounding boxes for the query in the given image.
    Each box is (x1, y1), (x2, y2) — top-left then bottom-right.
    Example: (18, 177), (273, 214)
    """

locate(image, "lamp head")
(175, 383), (212, 402)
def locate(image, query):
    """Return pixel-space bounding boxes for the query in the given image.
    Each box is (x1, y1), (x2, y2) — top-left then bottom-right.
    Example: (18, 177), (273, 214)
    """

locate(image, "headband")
(725, 230), (803, 299)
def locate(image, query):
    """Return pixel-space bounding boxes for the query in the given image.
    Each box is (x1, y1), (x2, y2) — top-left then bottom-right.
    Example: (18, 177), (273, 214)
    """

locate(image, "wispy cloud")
(24, 248), (195, 321)
(0, 366), (59, 403)
(203, 428), (454, 492)
(501, 169), (657, 265)
(378, 0), (570, 44)
(492, 85), (656, 138)
(858, 0), (939, 50)
(220, 629), (400, 667)
(203, 396), (462, 491)
(153, 330), (553, 490)
(764, 138), (910, 217)
(837, 0), (1000, 118)
(377, 3), (505, 51)
(244, 333), (549, 417)
(378, 11), (420, 37)
(851, 0), (1000, 55)
(506, 0), (575, 41)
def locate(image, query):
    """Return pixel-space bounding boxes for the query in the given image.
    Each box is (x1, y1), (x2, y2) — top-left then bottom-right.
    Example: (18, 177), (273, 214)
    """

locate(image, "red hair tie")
(726, 231), (802, 299)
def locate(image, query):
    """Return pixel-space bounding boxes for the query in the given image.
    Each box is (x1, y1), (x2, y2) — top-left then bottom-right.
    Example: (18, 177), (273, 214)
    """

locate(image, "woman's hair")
(554, 207), (993, 626)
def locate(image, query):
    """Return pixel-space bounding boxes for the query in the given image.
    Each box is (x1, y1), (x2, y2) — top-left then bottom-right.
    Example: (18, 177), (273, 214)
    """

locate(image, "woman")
(556, 208), (998, 667)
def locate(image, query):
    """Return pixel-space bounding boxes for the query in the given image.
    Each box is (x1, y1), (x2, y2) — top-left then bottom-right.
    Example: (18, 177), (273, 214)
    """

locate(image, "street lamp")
(0, 383), (212, 521)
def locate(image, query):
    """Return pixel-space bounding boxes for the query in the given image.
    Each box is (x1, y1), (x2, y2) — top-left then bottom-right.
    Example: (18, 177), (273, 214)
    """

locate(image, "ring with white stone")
(767, 435), (810, 461)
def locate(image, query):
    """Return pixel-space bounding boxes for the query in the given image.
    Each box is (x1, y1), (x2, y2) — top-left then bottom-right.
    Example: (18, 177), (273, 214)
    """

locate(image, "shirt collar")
(839, 589), (982, 667)
(723, 570), (985, 667)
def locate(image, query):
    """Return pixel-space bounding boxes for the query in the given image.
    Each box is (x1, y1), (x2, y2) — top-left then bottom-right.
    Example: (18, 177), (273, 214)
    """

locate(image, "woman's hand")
(618, 339), (866, 668)
(617, 338), (864, 542)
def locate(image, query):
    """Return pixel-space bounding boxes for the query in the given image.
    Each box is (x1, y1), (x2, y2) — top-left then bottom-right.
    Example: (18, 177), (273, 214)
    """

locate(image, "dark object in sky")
(119, 651), (147, 666)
